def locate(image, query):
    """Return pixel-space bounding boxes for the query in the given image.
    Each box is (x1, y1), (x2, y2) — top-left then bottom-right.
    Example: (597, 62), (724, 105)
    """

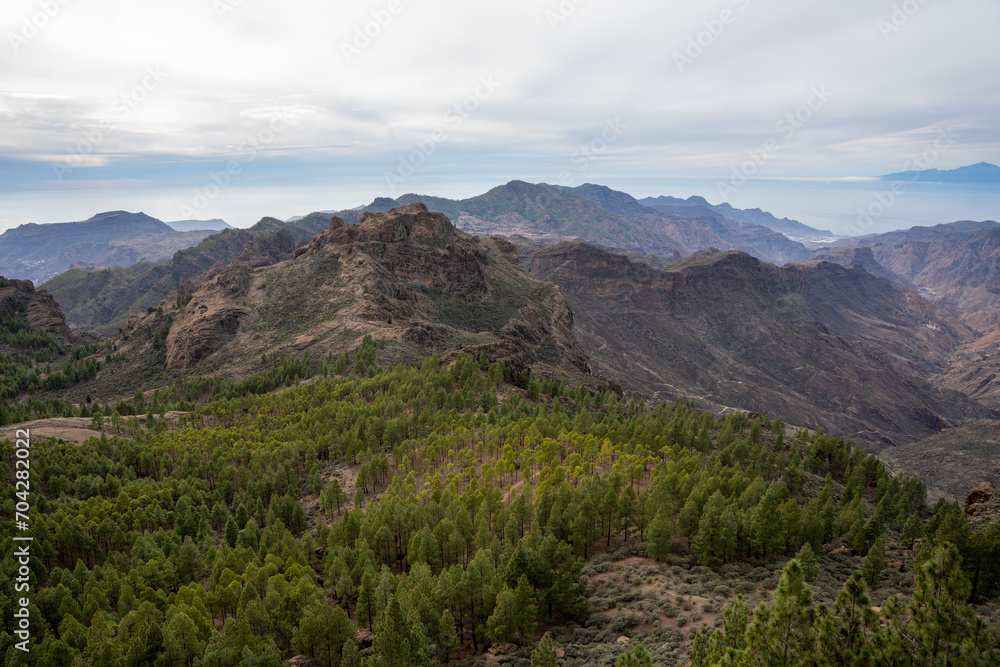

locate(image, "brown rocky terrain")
(863, 228), (1000, 332)
(884, 422), (1000, 501)
(42, 218), (326, 335)
(156, 204), (592, 380)
(529, 242), (993, 448)
(0, 277), (75, 344)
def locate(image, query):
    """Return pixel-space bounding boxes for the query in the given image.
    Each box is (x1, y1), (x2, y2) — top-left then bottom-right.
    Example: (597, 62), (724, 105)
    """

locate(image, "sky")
(0, 0), (998, 233)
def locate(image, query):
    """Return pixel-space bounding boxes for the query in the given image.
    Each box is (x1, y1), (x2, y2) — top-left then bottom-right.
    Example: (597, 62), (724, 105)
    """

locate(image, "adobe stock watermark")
(214, 0), (247, 19)
(51, 65), (169, 180)
(384, 75), (501, 193)
(8, 0), (73, 52)
(846, 126), (957, 237)
(557, 117), (628, 187)
(716, 85), (833, 199)
(877, 0), (932, 40)
(179, 109), (297, 218)
(340, 0), (406, 64)
(546, 0), (592, 31)
(673, 0), (752, 73)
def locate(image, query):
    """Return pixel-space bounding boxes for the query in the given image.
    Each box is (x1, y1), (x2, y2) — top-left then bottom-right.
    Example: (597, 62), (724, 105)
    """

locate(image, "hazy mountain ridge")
(0, 211), (214, 284)
(639, 194), (835, 241)
(556, 184), (812, 265)
(379, 181), (688, 258)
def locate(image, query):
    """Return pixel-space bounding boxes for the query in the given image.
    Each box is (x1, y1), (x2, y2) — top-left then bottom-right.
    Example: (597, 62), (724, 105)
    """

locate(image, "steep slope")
(41, 215), (331, 335)
(857, 228), (1000, 332)
(0, 277), (73, 345)
(529, 243), (991, 447)
(1, 276), (102, 410)
(0, 211), (207, 284)
(157, 203), (591, 381)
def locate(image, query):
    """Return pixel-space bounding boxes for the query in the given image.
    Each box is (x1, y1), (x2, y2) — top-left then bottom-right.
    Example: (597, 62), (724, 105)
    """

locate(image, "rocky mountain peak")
(295, 203), (455, 259)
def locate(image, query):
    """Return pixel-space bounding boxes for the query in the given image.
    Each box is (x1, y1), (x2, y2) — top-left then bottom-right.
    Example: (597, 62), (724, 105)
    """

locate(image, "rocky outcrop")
(236, 229), (296, 268)
(965, 482), (996, 515)
(0, 277), (73, 343)
(154, 203), (592, 378)
(164, 262), (253, 369)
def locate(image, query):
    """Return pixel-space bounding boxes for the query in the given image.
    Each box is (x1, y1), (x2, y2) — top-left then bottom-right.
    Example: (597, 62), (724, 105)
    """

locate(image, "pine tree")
(646, 508), (672, 562)
(487, 588), (520, 644)
(692, 491), (735, 566)
(907, 543), (978, 665)
(514, 574), (538, 639)
(862, 535), (886, 588)
(902, 512), (924, 551)
(796, 542), (819, 583)
(744, 559), (816, 665)
(357, 568), (377, 631)
(531, 632), (558, 667)
(614, 642), (654, 666)
(225, 516), (239, 548)
(373, 594), (424, 667)
(439, 609), (458, 664)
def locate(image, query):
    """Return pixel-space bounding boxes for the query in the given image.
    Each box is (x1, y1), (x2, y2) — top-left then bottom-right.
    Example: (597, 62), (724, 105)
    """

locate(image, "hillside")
(0, 211), (215, 284)
(858, 228), (1000, 333)
(1, 346), (997, 666)
(41, 215), (331, 335)
(529, 242), (992, 448)
(147, 203), (591, 383)
(0, 276), (104, 421)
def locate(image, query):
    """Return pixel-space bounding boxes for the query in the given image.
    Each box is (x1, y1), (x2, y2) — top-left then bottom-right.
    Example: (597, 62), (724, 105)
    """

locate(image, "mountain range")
(5, 180), (1000, 499)
(0, 211), (223, 284)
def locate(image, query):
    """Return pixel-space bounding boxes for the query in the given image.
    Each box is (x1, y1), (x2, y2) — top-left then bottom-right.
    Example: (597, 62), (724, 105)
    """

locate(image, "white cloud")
(0, 0), (997, 229)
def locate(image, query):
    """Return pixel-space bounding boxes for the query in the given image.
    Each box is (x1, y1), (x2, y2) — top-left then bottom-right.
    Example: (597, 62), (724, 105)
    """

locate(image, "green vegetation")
(1, 350), (998, 666)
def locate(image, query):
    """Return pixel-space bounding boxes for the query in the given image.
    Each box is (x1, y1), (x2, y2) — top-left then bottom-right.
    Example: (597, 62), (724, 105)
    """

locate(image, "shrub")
(610, 612), (641, 633)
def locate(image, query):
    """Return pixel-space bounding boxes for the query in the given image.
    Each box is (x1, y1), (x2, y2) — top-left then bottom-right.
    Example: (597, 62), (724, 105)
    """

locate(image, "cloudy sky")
(1, 0), (998, 231)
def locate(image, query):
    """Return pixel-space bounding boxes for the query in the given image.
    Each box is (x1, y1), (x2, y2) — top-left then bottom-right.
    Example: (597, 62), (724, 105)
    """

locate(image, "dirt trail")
(0, 411), (189, 446)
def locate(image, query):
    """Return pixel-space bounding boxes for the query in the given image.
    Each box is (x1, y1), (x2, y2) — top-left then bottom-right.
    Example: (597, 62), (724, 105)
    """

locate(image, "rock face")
(530, 242), (992, 447)
(158, 203), (591, 379)
(965, 482), (997, 515)
(236, 228), (297, 268)
(164, 263), (252, 369)
(0, 277), (73, 343)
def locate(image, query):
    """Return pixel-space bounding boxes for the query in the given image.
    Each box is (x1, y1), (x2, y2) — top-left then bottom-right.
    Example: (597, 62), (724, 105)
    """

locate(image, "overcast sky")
(0, 0), (998, 230)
